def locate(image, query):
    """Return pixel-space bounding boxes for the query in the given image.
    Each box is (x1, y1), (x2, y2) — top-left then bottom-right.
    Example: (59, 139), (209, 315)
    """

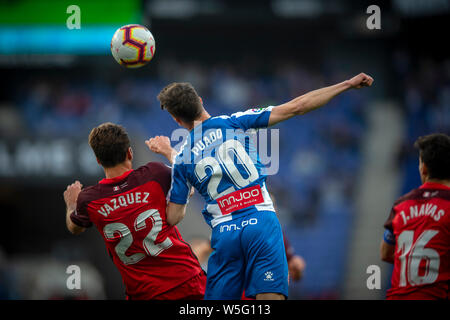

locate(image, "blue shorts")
(204, 211), (289, 300)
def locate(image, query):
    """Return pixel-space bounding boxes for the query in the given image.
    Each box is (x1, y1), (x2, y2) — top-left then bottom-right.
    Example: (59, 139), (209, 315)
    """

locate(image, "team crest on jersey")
(423, 191), (439, 198)
(264, 271), (274, 281)
(113, 182), (128, 192)
(251, 107), (265, 113)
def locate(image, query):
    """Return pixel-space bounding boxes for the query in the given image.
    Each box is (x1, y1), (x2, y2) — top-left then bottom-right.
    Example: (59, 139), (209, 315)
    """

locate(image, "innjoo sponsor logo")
(219, 218), (258, 233)
(217, 185), (264, 215)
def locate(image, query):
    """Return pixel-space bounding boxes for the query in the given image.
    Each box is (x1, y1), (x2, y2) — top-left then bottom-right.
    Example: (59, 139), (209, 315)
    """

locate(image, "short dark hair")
(88, 122), (130, 168)
(157, 82), (203, 123)
(414, 133), (450, 180)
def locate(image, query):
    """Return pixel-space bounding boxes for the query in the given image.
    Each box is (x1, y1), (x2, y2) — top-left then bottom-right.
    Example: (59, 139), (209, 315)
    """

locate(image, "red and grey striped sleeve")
(70, 191), (93, 228)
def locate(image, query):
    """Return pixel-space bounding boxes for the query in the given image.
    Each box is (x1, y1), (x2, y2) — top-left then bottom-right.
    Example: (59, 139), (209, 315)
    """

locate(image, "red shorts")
(153, 271), (207, 300)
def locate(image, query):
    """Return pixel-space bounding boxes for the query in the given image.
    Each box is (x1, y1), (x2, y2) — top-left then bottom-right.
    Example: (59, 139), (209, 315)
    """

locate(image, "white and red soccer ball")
(111, 24), (155, 68)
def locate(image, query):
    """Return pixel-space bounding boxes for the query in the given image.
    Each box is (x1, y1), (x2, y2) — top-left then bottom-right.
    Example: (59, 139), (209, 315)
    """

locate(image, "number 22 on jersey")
(103, 209), (173, 265)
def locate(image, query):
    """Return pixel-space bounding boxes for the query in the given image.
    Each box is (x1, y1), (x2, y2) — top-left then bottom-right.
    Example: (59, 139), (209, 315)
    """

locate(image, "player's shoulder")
(211, 115), (231, 121)
(77, 184), (104, 208)
(421, 184), (450, 203)
(230, 106), (272, 117)
(394, 184), (450, 208)
(206, 112), (251, 130)
(393, 188), (424, 208)
(135, 161), (172, 188)
(139, 161), (171, 171)
(134, 161), (171, 179)
(203, 115), (235, 129)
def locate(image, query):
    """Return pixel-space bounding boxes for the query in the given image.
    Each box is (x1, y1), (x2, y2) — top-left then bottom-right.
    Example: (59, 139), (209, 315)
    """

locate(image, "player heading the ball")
(147, 73), (373, 300)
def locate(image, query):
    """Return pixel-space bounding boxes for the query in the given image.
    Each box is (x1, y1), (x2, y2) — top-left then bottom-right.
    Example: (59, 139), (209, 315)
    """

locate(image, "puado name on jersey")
(97, 192), (150, 217)
(191, 129), (222, 157)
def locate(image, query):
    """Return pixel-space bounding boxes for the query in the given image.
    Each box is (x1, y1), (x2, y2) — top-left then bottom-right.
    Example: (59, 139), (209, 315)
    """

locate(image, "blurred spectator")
(394, 53), (450, 194)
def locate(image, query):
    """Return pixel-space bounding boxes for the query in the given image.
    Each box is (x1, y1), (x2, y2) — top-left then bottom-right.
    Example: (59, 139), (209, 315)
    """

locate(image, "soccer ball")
(111, 24), (156, 68)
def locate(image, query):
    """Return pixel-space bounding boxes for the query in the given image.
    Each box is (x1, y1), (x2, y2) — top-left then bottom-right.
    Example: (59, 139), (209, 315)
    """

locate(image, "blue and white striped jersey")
(168, 106), (276, 228)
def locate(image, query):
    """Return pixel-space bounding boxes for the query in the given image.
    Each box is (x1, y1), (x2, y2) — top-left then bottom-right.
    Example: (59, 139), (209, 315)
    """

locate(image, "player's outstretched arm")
(63, 181), (86, 235)
(268, 73), (373, 126)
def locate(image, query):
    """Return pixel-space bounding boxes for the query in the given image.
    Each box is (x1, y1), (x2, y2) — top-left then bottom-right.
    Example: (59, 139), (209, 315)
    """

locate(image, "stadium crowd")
(394, 54), (450, 193)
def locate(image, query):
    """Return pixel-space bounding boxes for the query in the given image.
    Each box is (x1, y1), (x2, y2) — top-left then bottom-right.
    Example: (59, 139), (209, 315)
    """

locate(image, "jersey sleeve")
(70, 192), (93, 228)
(383, 207), (396, 232)
(229, 106), (274, 130)
(382, 206), (396, 244)
(168, 158), (191, 205)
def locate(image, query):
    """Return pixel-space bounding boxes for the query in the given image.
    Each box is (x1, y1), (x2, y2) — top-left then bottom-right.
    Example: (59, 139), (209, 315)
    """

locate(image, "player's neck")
(189, 111), (211, 130)
(104, 162), (133, 180)
(424, 178), (450, 188)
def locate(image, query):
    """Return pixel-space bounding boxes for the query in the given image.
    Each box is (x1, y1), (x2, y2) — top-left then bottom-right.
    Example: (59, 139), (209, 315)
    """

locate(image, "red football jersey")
(384, 182), (450, 299)
(70, 162), (203, 299)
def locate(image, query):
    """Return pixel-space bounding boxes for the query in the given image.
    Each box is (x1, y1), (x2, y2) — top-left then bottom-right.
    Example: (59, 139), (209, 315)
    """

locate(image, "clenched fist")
(347, 73), (374, 89)
(63, 180), (82, 212)
(145, 136), (176, 164)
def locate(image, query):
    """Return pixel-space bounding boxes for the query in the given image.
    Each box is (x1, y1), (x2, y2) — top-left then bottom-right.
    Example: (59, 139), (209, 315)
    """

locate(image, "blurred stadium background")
(0, 0), (449, 299)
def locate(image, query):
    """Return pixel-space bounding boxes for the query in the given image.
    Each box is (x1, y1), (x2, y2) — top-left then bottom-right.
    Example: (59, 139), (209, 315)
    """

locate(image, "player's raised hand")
(145, 136), (176, 163)
(145, 135), (171, 154)
(347, 73), (374, 89)
(63, 180), (83, 212)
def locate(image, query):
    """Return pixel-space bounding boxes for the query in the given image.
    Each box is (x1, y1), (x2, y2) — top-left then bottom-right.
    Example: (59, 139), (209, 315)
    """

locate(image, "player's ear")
(127, 147), (133, 161)
(419, 157), (428, 182)
(199, 97), (203, 105)
(96, 157), (102, 166)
